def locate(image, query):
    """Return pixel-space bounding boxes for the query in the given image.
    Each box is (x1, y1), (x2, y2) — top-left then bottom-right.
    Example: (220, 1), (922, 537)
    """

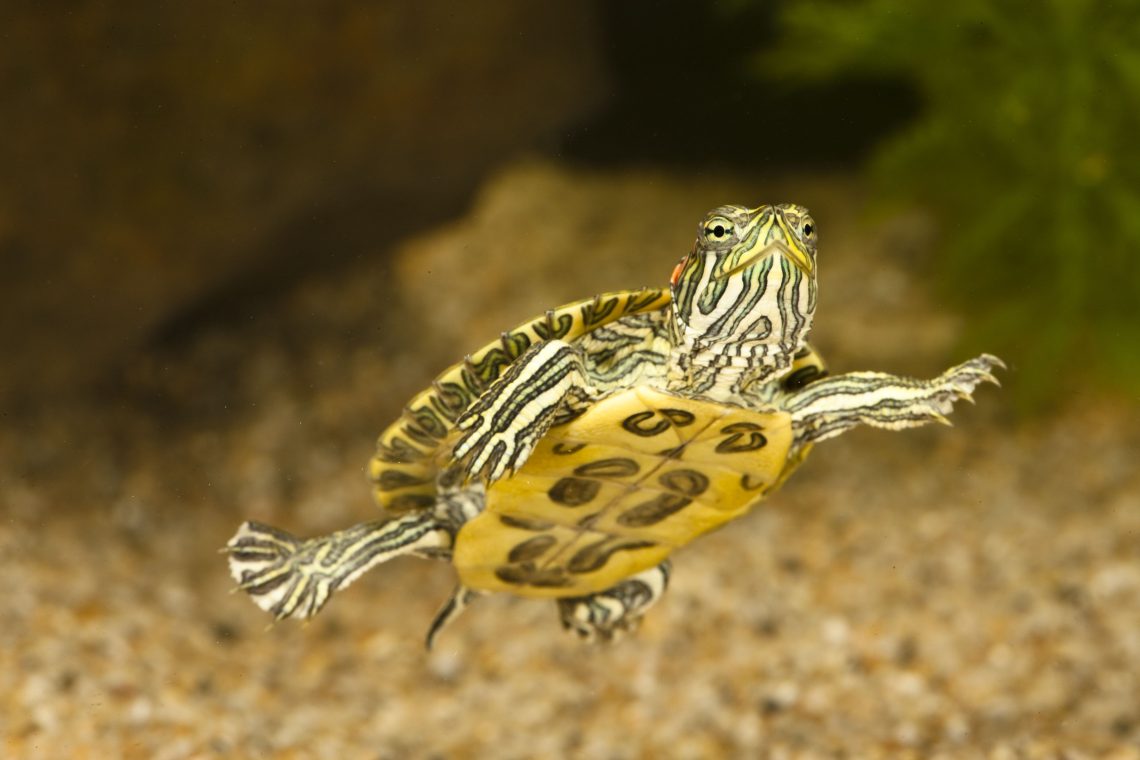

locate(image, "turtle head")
(668, 203), (818, 385)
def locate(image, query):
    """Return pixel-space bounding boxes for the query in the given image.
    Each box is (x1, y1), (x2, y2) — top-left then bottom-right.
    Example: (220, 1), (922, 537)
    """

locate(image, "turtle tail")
(224, 515), (451, 622)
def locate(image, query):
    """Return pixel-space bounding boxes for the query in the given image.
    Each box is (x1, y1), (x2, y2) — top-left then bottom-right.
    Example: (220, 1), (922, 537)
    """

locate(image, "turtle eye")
(703, 218), (733, 241)
(802, 223), (814, 237)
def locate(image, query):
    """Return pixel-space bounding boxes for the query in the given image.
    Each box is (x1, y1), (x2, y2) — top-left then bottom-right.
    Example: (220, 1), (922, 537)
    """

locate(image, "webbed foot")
(788, 353), (1004, 444)
(224, 515), (450, 621)
(928, 353), (1005, 417)
(556, 562), (671, 643)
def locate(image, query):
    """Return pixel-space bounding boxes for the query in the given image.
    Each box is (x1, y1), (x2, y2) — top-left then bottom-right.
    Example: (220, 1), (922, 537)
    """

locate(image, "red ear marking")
(670, 258), (686, 288)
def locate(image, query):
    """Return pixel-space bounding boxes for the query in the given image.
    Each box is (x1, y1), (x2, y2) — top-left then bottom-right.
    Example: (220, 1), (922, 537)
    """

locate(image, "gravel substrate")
(3, 163), (1138, 758)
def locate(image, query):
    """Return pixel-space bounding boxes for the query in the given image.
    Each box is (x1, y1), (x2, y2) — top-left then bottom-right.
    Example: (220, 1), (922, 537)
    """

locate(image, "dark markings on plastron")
(662, 409), (696, 426)
(573, 458), (640, 478)
(658, 468), (710, 496)
(495, 562), (572, 588)
(551, 404), (590, 426)
(507, 535), (557, 563)
(716, 422), (769, 453)
(499, 514), (556, 531)
(616, 493), (692, 527)
(622, 408), (695, 440)
(740, 473), (769, 491)
(576, 511), (603, 529)
(655, 445), (686, 460)
(567, 538), (658, 574)
(548, 477), (601, 506)
(622, 410), (669, 437)
(552, 441), (588, 456)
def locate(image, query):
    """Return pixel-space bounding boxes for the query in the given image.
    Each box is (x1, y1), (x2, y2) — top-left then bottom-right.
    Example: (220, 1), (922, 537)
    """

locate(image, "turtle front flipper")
(453, 339), (593, 483)
(224, 515), (451, 622)
(556, 562), (671, 643)
(786, 353), (1004, 448)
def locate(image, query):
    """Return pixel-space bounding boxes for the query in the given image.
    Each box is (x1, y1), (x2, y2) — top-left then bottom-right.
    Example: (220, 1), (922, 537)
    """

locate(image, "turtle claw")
(941, 355), (1004, 392)
(981, 353), (1008, 371)
(913, 354), (1004, 424)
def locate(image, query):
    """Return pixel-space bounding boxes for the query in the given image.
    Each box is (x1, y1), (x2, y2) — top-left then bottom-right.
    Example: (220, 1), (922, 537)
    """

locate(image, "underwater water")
(3, 3), (1139, 758)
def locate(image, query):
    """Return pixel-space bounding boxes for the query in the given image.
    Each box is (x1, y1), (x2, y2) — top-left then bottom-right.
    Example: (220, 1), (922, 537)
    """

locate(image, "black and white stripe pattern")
(557, 561), (671, 642)
(224, 514), (451, 621)
(578, 312), (672, 386)
(784, 354), (1005, 452)
(668, 204), (818, 399)
(370, 288), (672, 514)
(453, 340), (592, 482)
(452, 309), (683, 482)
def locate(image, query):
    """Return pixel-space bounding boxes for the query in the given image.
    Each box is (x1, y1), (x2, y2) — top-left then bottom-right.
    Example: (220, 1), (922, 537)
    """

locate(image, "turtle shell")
(367, 288), (672, 513)
(452, 386), (795, 598)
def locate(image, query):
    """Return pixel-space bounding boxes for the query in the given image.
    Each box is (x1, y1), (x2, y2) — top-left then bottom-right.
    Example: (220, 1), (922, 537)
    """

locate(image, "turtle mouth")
(716, 238), (814, 280)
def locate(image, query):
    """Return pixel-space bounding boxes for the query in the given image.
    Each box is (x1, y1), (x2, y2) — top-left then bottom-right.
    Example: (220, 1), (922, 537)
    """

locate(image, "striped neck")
(665, 333), (803, 399)
(666, 253), (815, 399)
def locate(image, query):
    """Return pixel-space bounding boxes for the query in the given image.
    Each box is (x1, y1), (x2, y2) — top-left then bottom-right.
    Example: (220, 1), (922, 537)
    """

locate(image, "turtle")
(225, 203), (1002, 647)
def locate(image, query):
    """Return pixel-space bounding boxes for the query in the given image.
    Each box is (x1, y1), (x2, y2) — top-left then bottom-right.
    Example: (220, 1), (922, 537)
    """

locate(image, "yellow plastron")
(453, 387), (793, 598)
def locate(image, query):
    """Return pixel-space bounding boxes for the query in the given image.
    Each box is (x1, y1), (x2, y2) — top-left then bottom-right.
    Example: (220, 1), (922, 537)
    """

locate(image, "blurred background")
(2, 2), (1138, 757)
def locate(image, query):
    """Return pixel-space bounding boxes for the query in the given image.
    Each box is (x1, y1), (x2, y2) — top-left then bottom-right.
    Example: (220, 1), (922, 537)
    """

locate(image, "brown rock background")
(1, 1), (603, 407)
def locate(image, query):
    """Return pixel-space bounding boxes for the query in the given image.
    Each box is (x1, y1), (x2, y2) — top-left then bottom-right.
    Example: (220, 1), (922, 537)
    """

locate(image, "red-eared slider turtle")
(225, 204), (1002, 646)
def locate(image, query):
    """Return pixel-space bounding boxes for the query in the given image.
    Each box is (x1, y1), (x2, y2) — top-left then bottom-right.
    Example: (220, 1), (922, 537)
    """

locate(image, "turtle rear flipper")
(224, 517), (451, 621)
(557, 561), (671, 643)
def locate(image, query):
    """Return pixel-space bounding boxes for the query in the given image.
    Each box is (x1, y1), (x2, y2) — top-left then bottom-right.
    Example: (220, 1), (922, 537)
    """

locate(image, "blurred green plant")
(760, 0), (1140, 408)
